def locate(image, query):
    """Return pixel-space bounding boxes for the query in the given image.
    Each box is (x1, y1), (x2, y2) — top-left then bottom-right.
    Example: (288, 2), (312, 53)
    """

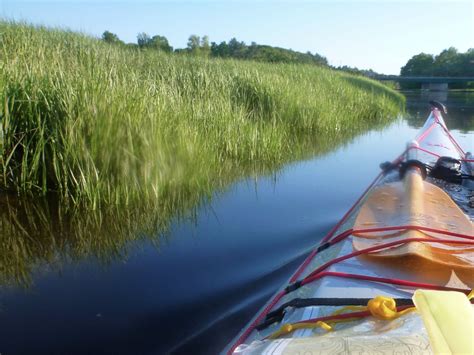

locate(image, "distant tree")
(136, 33), (172, 52)
(228, 38), (247, 58)
(400, 48), (474, 78)
(134, 32), (330, 67)
(187, 34), (201, 53)
(201, 35), (210, 48)
(102, 30), (123, 45)
(137, 32), (151, 48)
(210, 42), (219, 55)
(433, 47), (460, 76)
(148, 35), (173, 52)
(211, 41), (230, 57)
(309, 52), (328, 66)
(459, 49), (474, 76)
(400, 53), (434, 76)
(207, 37), (328, 66)
(400, 48), (474, 89)
(200, 35), (211, 57)
(185, 35), (212, 56)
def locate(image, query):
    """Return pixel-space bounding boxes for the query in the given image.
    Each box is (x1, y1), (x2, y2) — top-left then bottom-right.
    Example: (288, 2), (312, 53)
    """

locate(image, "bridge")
(374, 76), (474, 90)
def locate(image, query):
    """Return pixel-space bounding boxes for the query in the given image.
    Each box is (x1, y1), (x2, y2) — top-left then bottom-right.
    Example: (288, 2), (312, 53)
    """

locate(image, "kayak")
(225, 101), (474, 355)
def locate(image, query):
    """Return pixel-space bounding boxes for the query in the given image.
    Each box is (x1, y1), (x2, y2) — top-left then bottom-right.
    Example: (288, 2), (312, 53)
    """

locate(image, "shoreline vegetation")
(400, 47), (474, 89)
(104, 30), (330, 68)
(0, 22), (404, 285)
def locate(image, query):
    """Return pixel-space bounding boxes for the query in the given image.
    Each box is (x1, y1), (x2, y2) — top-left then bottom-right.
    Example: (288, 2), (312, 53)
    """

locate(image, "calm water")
(0, 92), (473, 355)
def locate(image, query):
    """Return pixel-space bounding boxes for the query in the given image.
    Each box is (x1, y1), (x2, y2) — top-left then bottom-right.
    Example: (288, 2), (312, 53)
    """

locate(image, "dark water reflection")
(0, 91), (472, 355)
(404, 90), (474, 132)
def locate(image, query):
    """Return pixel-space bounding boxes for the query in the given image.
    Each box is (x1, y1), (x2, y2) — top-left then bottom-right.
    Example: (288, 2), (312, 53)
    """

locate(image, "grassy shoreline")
(0, 22), (405, 285)
(1, 22), (404, 208)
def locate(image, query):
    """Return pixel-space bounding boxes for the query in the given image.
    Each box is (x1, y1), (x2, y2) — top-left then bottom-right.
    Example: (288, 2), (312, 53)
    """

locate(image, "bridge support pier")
(421, 82), (448, 91)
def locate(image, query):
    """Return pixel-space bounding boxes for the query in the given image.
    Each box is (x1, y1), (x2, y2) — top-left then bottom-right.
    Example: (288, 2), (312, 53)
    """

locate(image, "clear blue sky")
(2, 0), (472, 74)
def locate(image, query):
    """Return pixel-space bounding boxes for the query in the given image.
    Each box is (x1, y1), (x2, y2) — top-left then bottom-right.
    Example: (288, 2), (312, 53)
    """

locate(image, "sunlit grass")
(0, 21), (404, 285)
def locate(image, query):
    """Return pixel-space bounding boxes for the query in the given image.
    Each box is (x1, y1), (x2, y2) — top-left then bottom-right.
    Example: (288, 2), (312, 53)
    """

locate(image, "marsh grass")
(0, 22), (404, 285)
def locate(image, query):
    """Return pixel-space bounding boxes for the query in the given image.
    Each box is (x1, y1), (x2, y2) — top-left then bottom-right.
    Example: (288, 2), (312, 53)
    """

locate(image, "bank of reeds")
(0, 21), (404, 208)
(0, 22), (405, 285)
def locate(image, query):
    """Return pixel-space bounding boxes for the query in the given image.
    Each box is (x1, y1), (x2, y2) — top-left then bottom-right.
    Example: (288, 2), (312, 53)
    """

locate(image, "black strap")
(255, 297), (413, 331)
(316, 242), (331, 253)
(429, 100), (447, 114)
(399, 160), (428, 179)
(379, 161), (400, 173)
(284, 281), (302, 294)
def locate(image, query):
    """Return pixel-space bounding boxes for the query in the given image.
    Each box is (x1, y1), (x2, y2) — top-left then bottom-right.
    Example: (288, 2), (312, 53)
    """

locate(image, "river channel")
(0, 91), (472, 354)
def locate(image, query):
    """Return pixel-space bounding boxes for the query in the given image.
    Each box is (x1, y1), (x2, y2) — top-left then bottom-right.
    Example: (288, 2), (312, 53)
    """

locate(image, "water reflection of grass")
(0, 125), (397, 287)
(0, 22), (404, 286)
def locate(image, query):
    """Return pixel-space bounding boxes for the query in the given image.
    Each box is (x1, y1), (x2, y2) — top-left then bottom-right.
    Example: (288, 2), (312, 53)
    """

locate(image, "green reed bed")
(0, 21), (404, 206)
(0, 22), (404, 285)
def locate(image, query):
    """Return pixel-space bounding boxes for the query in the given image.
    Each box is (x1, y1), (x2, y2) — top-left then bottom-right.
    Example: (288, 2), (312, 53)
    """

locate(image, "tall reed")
(0, 21), (404, 208)
(0, 22), (405, 285)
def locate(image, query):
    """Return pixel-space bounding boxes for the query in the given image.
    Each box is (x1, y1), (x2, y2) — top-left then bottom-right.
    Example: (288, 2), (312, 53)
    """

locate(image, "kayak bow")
(226, 102), (473, 355)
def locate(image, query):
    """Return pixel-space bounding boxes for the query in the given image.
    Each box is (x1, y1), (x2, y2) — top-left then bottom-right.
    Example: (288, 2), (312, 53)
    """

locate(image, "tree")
(149, 35), (173, 52)
(400, 48), (474, 89)
(400, 53), (434, 76)
(433, 47), (460, 76)
(186, 35), (212, 56)
(187, 34), (201, 53)
(207, 37), (329, 66)
(136, 33), (172, 52)
(228, 38), (247, 58)
(102, 31), (123, 45)
(137, 32), (151, 48)
(459, 49), (474, 76)
(211, 41), (230, 57)
(400, 48), (473, 78)
(200, 35), (210, 57)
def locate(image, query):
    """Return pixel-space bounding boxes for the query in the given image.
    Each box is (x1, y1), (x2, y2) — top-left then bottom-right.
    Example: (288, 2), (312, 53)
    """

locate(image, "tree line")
(401, 47), (473, 77)
(102, 30), (473, 85)
(399, 47), (473, 89)
(101, 30), (328, 66)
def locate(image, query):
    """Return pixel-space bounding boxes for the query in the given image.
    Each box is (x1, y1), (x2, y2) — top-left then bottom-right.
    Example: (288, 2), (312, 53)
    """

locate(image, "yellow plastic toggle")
(413, 290), (474, 355)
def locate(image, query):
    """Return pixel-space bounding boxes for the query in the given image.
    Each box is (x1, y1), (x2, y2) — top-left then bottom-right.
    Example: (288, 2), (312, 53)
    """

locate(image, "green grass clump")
(0, 22), (404, 285)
